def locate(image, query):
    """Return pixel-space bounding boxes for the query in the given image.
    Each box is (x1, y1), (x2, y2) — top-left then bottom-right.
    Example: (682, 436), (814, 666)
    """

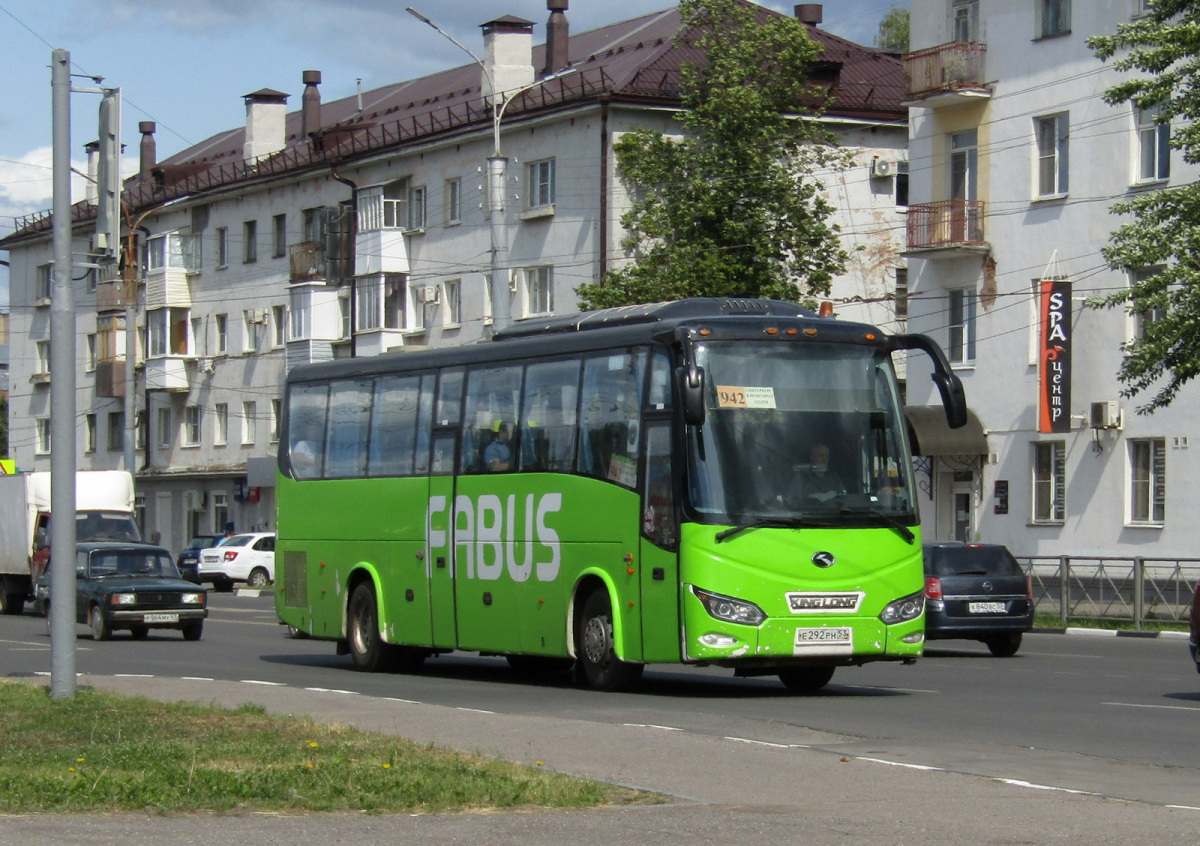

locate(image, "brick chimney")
(301, 70), (322, 141)
(138, 121), (157, 181)
(243, 88), (289, 164)
(544, 1), (569, 76)
(481, 16), (534, 105)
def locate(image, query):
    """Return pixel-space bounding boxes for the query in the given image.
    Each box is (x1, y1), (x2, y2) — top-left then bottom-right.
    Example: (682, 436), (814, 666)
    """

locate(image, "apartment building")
(0, 2), (911, 555)
(903, 0), (1199, 556)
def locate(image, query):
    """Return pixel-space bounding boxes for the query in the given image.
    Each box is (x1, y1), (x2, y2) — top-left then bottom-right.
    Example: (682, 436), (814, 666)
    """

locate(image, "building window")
(85, 334), (97, 372)
(528, 159), (555, 208)
(242, 309), (261, 353)
(213, 493), (229, 536)
(35, 340), (50, 375)
(35, 264), (52, 301)
(271, 399), (282, 443)
(145, 236), (166, 271)
(1036, 113), (1069, 198)
(216, 226), (229, 268)
(1039, 0), (1070, 37)
(243, 219), (257, 263)
(1131, 267), (1167, 342)
(36, 419), (51, 454)
(409, 186), (427, 230)
(952, 0), (980, 42)
(216, 313), (228, 355)
(444, 278), (462, 326)
(895, 160), (909, 207)
(184, 405), (201, 446)
(445, 177), (461, 225)
(894, 267), (908, 326)
(1032, 441), (1065, 523)
(85, 414), (97, 453)
(273, 305), (287, 346)
(242, 401), (257, 445)
(339, 293), (351, 339)
(525, 266), (553, 316)
(1129, 438), (1165, 524)
(272, 213), (287, 258)
(214, 403), (229, 446)
(384, 274), (406, 329)
(145, 232), (200, 272)
(1136, 104), (1170, 183)
(948, 288), (977, 364)
(358, 279), (380, 331)
(147, 307), (190, 357)
(107, 411), (124, 451)
(157, 407), (172, 449)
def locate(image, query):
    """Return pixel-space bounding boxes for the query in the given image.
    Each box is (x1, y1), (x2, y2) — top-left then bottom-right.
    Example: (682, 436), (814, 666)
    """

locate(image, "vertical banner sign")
(1038, 279), (1071, 433)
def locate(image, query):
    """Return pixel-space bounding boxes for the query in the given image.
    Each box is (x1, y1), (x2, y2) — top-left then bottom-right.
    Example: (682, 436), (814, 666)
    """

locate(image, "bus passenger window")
(578, 352), (644, 488)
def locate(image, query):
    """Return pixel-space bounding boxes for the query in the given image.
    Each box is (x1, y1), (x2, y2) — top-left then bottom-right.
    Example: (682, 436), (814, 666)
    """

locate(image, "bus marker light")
(627, 567), (635, 575)
(319, 561), (326, 568)
(699, 633), (738, 647)
(766, 327), (778, 335)
(864, 333), (876, 341)
(804, 328), (817, 336)
(786, 328), (798, 335)
(629, 602), (636, 608)
(902, 631), (925, 644)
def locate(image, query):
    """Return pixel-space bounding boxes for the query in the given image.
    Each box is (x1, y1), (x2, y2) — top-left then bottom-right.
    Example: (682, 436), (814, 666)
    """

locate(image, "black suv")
(922, 542), (1033, 656)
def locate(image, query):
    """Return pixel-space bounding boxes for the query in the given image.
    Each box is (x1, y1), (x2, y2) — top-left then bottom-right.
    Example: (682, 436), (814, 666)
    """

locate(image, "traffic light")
(94, 88), (121, 261)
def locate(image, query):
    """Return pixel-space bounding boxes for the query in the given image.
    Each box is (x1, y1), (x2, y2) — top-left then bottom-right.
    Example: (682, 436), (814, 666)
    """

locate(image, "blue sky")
(0, 0), (907, 305)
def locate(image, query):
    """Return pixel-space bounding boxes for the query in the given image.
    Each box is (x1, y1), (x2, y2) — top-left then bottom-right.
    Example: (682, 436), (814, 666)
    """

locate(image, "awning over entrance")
(904, 405), (988, 457)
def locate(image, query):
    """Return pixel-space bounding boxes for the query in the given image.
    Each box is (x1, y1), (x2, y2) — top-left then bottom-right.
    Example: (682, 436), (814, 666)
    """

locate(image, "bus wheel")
(347, 583), (397, 673)
(778, 666), (835, 693)
(577, 590), (644, 692)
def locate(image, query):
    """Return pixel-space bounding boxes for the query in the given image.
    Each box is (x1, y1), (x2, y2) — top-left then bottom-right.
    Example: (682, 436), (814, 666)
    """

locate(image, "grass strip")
(0, 681), (655, 815)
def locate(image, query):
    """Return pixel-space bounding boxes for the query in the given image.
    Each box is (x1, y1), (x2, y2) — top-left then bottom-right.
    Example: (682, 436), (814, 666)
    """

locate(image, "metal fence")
(1018, 556), (1200, 629)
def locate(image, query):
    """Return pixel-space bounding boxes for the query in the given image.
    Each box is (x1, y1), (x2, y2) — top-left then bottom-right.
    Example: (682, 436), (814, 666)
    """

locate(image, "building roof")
(1, 2), (904, 248)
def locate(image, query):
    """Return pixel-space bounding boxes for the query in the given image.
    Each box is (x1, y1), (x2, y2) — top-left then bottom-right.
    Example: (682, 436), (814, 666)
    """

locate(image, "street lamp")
(406, 7), (575, 334)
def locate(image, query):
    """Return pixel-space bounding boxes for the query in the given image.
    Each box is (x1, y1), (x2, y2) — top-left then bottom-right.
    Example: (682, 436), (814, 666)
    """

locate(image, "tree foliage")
(575, 0), (847, 310)
(1087, 1), (1200, 412)
(875, 6), (910, 52)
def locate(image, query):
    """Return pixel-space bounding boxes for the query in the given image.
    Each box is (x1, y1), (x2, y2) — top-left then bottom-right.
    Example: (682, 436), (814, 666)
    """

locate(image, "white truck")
(0, 470), (142, 614)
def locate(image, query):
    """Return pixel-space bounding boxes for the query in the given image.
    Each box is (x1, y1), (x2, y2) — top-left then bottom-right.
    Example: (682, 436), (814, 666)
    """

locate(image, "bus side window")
(461, 364), (522, 475)
(325, 380), (371, 478)
(642, 422), (677, 550)
(288, 383), (329, 480)
(578, 352), (644, 488)
(520, 358), (580, 473)
(369, 375), (421, 476)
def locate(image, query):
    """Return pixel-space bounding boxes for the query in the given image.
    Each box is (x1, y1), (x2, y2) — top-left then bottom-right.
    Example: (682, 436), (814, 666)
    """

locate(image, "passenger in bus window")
(485, 421), (513, 472)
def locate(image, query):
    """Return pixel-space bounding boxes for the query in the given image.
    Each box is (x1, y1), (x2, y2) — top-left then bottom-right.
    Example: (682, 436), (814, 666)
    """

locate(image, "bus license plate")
(968, 602), (1006, 614)
(794, 627), (852, 652)
(143, 613), (179, 623)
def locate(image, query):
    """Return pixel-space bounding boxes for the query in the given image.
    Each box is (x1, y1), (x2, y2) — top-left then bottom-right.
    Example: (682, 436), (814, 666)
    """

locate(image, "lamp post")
(406, 7), (574, 335)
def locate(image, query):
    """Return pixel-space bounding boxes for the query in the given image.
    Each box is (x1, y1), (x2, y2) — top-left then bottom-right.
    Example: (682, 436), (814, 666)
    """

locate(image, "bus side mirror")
(886, 333), (968, 429)
(676, 365), (706, 426)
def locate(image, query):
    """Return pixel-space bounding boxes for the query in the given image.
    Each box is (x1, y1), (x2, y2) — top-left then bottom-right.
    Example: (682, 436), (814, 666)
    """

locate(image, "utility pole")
(48, 48), (77, 699)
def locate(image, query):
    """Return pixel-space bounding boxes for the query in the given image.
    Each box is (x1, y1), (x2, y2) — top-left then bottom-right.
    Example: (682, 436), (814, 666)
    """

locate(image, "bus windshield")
(686, 341), (916, 528)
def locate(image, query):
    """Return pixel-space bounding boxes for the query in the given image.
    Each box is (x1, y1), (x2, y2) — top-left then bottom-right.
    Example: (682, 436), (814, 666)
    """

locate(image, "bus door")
(426, 369), (463, 650)
(638, 419), (682, 663)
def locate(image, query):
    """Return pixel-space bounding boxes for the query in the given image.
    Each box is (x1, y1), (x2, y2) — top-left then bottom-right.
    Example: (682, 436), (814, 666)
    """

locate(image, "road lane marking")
(1102, 701), (1200, 713)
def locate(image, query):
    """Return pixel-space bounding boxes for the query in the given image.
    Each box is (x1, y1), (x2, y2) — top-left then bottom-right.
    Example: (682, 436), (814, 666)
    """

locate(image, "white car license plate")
(794, 627), (853, 654)
(143, 613), (179, 623)
(968, 602), (1006, 614)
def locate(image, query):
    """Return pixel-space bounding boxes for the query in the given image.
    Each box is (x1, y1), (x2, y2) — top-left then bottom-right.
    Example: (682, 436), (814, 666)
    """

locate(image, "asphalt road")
(2, 590), (1200, 843)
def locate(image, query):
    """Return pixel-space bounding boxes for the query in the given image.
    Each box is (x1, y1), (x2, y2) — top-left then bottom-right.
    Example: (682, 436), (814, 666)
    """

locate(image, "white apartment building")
(1, 2), (910, 555)
(904, 0), (1199, 557)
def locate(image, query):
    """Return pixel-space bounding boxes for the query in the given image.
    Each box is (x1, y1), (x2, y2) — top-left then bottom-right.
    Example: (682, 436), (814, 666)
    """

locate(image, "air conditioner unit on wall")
(416, 285), (440, 304)
(871, 158), (896, 178)
(1090, 400), (1121, 430)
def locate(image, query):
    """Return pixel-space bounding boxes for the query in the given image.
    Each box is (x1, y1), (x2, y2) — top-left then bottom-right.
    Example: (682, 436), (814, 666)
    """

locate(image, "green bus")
(275, 298), (966, 692)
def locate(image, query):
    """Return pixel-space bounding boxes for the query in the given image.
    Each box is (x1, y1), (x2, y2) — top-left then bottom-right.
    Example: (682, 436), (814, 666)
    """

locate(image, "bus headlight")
(879, 590), (924, 625)
(692, 586), (766, 625)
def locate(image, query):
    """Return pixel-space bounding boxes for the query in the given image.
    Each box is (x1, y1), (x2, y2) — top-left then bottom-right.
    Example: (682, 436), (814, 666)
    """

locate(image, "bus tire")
(577, 590), (644, 692)
(778, 665), (835, 693)
(347, 582), (397, 673)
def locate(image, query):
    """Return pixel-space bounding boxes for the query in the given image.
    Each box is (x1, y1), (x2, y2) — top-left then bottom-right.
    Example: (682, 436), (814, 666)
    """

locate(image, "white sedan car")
(198, 532), (275, 591)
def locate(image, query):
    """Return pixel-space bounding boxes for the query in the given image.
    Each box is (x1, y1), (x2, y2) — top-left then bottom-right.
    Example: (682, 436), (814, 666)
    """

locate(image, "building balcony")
(904, 42), (990, 107)
(289, 241), (327, 282)
(905, 199), (990, 258)
(144, 356), (191, 392)
(94, 359), (127, 398)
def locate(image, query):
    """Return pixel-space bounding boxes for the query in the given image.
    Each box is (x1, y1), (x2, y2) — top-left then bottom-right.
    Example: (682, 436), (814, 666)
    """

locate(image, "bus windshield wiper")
(838, 507), (915, 545)
(715, 518), (818, 543)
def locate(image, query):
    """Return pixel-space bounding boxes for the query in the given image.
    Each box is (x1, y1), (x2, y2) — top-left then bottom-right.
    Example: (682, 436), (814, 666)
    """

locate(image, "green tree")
(875, 6), (910, 52)
(1088, 1), (1200, 412)
(575, 0), (847, 310)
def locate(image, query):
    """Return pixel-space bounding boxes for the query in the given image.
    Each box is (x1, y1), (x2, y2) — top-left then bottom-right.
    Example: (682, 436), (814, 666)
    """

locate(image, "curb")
(1035, 626), (1190, 640)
